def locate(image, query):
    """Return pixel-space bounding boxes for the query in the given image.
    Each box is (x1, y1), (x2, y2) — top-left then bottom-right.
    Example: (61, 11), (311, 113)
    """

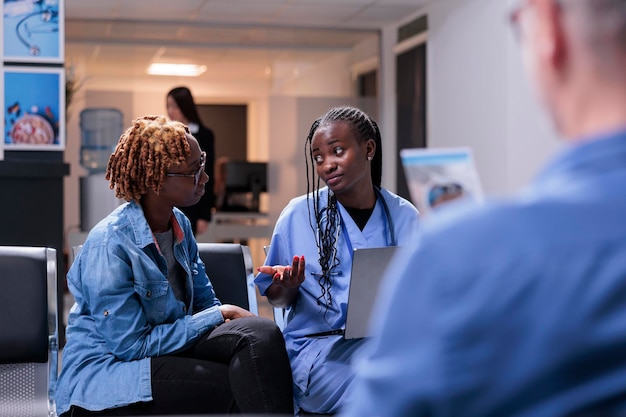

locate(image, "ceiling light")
(147, 63), (207, 77)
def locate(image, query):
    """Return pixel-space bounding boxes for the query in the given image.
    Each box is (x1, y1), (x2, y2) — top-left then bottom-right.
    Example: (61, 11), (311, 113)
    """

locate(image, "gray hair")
(572, 0), (626, 52)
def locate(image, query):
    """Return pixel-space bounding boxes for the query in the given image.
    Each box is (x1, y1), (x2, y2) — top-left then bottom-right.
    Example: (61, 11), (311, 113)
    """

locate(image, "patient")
(55, 115), (294, 415)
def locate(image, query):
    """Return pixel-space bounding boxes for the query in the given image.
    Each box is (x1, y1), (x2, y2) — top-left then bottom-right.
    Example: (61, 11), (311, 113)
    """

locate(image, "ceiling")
(64, 0), (430, 84)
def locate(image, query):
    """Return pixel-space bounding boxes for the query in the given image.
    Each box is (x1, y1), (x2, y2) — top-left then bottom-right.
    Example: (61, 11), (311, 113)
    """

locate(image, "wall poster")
(3, 66), (65, 150)
(3, 0), (64, 63)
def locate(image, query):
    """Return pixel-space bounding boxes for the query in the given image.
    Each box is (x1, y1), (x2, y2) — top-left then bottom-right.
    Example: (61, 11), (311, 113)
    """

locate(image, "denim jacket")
(55, 201), (224, 415)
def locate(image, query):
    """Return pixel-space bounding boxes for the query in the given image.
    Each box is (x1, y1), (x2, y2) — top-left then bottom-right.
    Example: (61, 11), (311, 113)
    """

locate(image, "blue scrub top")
(256, 186), (419, 413)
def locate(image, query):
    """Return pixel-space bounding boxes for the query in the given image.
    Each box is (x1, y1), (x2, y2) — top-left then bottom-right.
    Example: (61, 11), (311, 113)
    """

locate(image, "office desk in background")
(67, 212), (271, 251)
(195, 212), (271, 243)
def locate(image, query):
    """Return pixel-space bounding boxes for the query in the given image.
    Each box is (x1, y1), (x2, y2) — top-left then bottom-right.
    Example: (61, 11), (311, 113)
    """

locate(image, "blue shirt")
(256, 187), (419, 413)
(342, 130), (626, 417)
(55, 201), (225, 415)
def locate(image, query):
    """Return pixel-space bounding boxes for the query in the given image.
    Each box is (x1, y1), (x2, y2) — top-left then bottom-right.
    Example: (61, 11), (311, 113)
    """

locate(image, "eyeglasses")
(166, 151), (206, 185)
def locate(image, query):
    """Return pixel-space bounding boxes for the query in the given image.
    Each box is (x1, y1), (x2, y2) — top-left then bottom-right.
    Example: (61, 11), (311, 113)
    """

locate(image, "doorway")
(396, 42), (427, 202)
(196, 104), (248, 162)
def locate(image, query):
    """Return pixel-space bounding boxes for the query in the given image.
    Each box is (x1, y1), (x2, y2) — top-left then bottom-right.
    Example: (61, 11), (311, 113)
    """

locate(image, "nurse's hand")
(258, 255), (306, 289)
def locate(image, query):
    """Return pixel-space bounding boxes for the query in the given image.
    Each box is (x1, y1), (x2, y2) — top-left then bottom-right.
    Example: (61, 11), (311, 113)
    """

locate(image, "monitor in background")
(224, 161), (268, 212)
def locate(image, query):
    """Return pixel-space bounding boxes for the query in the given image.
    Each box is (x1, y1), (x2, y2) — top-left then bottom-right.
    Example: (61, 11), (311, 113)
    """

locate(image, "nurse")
(256, 105), (419, 415)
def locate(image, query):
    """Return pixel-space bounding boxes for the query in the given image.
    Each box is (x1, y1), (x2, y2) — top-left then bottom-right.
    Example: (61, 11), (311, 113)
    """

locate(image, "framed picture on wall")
(2, 66), (65, 150)
(2, 0), (64, 63)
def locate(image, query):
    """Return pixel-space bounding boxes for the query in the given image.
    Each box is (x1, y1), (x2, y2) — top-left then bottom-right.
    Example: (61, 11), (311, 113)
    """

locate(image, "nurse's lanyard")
(338, 187), (397, 261)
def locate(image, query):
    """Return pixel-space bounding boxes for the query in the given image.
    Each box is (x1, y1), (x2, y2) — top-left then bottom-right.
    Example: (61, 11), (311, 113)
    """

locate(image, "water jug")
(79, 108), (123, 173)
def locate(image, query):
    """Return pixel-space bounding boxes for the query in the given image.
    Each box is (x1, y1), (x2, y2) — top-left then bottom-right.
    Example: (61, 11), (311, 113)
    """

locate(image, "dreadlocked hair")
(106, 115), (191, 202)
(304, 105), (383, 312)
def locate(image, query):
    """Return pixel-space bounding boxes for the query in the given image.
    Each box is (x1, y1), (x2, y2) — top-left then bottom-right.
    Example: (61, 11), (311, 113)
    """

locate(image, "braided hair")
(304, 106), (383, 310)
(106, 115), (191, 202)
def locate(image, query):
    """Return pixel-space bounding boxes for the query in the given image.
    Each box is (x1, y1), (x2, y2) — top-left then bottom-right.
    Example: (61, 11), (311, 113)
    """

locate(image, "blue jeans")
(63, 316), (294, 415)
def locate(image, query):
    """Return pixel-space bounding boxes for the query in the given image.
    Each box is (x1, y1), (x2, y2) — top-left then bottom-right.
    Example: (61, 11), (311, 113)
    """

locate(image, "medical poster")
(3, 66), (65, 150)
(400, 147), (484, 215)
(3, 0), (64, 63)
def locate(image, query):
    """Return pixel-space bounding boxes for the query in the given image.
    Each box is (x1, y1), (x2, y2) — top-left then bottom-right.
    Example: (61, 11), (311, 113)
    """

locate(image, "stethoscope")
(310, 187), (396, 311)
(339, 187), (397, 258)
(16, 4), (59, 56)
(318, 186), (397, 266)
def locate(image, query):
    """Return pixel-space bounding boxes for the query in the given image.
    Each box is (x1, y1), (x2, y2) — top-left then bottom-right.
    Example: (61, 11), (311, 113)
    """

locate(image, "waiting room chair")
(197, 243), (259, 315)
(72, 243), (258, 315)
(0, 246), (58, 417)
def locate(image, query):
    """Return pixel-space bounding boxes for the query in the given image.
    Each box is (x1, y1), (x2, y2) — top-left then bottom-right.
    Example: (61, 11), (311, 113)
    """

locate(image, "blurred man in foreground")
(342, 1), (626, 416)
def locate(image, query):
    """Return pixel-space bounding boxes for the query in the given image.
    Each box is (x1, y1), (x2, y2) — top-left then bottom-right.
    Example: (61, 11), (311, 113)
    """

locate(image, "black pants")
(63, 316), (294, 415)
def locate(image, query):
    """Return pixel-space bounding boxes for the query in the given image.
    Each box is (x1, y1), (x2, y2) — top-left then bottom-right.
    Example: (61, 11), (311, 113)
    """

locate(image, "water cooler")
(79, 108), (124, 231)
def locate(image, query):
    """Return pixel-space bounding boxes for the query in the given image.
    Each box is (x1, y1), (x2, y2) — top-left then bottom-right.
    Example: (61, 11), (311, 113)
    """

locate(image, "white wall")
(505, 18), (563, 190)
(426, 0), (561, 196)
(271, 52), (354, 97)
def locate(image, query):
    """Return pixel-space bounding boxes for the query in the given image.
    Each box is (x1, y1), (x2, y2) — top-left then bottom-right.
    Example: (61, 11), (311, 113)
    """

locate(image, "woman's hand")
(258, 255), (306, 289)
(219, 304), (255, 321)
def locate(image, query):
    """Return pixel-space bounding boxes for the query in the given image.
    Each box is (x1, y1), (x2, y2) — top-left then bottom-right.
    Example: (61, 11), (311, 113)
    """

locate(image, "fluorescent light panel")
(147, 63), (207, 77)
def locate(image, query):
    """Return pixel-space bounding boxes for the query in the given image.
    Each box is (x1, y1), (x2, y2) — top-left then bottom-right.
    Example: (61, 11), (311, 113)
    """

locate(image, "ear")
(535, 0), (568, 71)
(365, 138), (376, 160)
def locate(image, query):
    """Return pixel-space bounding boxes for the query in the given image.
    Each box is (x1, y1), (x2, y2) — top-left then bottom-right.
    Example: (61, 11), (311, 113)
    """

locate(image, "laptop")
(305, 246), (401, 339)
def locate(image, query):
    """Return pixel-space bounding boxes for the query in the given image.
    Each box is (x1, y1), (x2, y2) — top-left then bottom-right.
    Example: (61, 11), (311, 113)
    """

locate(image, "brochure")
(400, 147), (484, 215)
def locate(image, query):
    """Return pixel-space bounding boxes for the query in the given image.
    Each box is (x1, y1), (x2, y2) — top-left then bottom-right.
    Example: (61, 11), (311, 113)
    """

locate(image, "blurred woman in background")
(167, 86), (215, 235)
